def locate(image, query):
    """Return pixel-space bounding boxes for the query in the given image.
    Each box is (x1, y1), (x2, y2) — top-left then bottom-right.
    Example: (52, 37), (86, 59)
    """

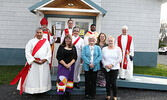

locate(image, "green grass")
(134, 64), (167, 77)
(0, 64), (167, 85)
(0, 66), (23, 85)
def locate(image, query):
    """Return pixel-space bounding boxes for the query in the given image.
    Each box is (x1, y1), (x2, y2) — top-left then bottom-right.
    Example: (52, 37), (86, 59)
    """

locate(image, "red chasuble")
(118, 34), (132, 69)
(10, 38), (46, 95)
(73, 36), (80, 45)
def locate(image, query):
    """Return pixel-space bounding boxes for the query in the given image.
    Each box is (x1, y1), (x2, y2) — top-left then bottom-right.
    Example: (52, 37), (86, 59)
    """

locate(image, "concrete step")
(46, 86), (106, 95)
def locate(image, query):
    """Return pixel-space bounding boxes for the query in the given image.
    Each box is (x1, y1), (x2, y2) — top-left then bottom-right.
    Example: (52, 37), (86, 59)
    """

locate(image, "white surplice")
(116, 34), (134, 79)
(72, 35), (84, 83)
(17, 37), (52, 94)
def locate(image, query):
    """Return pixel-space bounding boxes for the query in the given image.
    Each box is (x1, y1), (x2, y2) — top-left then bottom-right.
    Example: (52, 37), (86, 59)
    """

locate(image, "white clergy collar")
(68, 27), (73, 30)
(90, 31), (95, 33)
(122, 34), (128, 36)
(35, 37), (44, 40)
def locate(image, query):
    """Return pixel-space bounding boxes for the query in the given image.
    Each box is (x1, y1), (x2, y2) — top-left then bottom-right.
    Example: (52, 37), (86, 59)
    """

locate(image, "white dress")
(17, 38), (52, 94)
(72, 35), (84, 83)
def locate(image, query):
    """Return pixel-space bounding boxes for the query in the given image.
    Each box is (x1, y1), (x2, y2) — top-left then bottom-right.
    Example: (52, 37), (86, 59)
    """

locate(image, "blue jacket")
(81, 45), (102, 71)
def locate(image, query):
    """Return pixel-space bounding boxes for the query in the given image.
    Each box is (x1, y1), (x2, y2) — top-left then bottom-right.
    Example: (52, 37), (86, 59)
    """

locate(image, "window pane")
(76, 22), (89, 38)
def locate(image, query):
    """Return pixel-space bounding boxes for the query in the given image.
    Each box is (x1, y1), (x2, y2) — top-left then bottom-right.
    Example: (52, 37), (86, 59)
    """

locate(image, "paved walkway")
(1, 85), (167, 100)
(157, 54), (167, 65)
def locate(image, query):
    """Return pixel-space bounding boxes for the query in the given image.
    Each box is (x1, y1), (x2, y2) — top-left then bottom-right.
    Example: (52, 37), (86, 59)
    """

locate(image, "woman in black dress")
(56, 34), (77, 100)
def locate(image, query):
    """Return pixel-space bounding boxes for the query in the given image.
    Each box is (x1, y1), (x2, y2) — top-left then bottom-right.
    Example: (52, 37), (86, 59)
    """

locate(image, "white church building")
(0, 0), (166, 67)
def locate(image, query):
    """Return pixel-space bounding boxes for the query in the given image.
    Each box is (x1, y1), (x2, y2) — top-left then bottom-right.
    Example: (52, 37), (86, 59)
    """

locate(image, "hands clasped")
(105, 64), (113, 70)
(34, 59), (47, 65)
(89, 62), (94, 69)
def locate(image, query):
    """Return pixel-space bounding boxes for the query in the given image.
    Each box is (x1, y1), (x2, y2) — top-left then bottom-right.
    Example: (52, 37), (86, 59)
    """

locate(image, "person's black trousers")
(104, 69), (118, 97)
(85, 69), (98, 97)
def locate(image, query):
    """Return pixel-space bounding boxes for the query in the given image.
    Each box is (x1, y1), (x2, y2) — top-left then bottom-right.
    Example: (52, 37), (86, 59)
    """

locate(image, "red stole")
(88, 31), (93, 34)
(64, 28), (69, 36)
(64, 28), (74, 36)
(73, 36), (80, 45)
(10, 38), (46, 95)
(118, 34), (132, 69)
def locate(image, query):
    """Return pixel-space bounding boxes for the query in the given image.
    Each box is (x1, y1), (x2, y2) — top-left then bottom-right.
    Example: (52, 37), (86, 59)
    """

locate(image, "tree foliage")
(159, 21), (167, 48)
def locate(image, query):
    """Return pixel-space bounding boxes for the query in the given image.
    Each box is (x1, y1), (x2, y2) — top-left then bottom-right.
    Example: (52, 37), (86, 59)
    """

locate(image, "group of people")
(10, 18), (134, 100)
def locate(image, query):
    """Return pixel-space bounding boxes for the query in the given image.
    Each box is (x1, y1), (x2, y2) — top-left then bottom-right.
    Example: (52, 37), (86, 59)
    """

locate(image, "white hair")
(122, 25), (128, 30)
(108, 35), (115, 42)
(88, 34), (96, 40)
(73, 25), (80, 32)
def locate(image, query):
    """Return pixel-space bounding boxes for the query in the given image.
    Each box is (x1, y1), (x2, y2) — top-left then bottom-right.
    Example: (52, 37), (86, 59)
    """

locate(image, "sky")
(161, 2), (167, 21)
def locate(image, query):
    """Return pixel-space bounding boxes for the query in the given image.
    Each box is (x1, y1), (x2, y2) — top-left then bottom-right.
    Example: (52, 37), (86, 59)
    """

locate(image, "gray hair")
(36, 27), (43, 33)
(73, 26), (80, 32)
(122, 25), (128, 30)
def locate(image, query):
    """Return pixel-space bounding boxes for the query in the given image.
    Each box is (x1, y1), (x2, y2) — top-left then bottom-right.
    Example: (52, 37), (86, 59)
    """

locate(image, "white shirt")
(102, 46), (122, 71)
(90, 46), (94, 63)
(61, 28), (73, 43)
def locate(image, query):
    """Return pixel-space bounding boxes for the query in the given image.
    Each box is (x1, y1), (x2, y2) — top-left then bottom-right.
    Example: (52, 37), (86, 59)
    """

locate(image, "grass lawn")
(0, 66), (23, 85)
(134, 64), (167, 77)
(0, 64), (167, 85)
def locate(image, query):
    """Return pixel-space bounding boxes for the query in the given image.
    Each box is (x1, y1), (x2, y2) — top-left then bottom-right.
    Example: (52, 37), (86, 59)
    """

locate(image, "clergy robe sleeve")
(50, 35), (57, 44)
(81, 39), (85, 49)
(45, 41), (52, 63)
(129, 38), (134, 56)
(112, 47), (122, 66)
(25, 40), (35, 65)
(72, 46), (78, 61)
(56, 45), (64, 62)
(84, 36), (89, 46)
(61, 31), (65, 44)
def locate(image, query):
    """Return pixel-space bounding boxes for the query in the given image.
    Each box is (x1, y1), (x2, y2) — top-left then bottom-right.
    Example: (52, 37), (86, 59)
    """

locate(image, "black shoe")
(65, 92), (71, 100)
(119, 78), (126, 80)
(90, 96), (96, 100)
(74, 83), (80, 89)
(59, 95), (64, 100)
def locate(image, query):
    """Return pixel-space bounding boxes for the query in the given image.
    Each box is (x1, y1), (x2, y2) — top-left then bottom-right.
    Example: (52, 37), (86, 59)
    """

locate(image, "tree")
(159, 21), (167, 48)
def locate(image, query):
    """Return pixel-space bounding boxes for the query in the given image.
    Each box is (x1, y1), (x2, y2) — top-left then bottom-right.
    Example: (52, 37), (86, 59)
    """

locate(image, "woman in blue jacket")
(82, 34), (102, 100)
